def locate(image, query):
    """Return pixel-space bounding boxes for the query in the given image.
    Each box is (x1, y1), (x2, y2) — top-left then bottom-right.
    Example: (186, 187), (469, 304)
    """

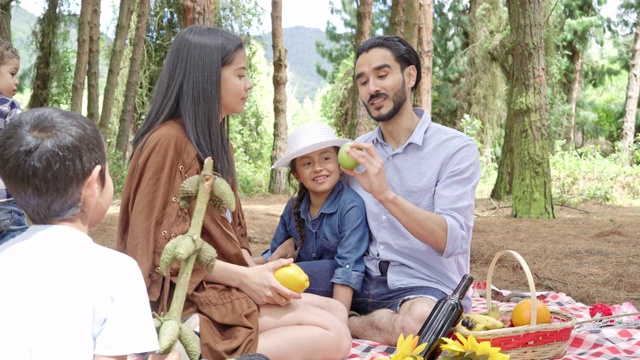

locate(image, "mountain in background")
(262, 26), (330, 103)
(11, 6), (39, 87)
(11, 8), (330, 105)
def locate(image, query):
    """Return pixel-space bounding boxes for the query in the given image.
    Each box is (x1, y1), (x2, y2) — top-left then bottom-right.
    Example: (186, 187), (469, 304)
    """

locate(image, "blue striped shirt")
(0, 95), (22, 202)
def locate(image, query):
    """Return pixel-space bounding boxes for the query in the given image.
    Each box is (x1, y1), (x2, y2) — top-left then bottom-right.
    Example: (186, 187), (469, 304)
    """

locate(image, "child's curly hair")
(0, 39), (19, 65)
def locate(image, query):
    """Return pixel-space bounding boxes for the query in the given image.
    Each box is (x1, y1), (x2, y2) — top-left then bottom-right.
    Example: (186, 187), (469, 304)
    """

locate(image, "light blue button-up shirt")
(348, 108), (481, 310)
(263, 180), (369, 290)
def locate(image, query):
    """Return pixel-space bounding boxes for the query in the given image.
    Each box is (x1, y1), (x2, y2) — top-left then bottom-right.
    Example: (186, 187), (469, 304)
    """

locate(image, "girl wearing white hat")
(257, 122), (369, 311)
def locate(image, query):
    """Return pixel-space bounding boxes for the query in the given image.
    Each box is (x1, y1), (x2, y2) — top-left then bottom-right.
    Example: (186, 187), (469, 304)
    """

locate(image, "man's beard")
(362, 80), (408, 123)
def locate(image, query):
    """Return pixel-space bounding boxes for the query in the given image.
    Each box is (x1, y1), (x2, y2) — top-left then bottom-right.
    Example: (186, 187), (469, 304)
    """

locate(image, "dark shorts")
(350, 261), (446, 314)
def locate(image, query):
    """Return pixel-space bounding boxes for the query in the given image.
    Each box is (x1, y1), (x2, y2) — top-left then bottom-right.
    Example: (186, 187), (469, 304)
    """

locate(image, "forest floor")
(92, 195), (640, 307)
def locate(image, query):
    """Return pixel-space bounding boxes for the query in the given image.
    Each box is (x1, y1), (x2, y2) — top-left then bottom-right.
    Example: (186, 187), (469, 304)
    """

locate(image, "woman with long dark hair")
(118, 25), (351, 360)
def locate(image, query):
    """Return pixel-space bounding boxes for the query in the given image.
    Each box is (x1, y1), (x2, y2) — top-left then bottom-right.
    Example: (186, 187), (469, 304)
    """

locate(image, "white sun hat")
(272, 122), (352, 168)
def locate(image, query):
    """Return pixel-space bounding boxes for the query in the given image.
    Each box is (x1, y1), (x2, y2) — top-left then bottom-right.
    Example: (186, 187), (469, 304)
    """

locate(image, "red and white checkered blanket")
(348, 291), (640, 359)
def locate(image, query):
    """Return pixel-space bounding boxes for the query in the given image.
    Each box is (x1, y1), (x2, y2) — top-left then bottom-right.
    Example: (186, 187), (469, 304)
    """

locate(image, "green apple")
(338, 142), (360, 170)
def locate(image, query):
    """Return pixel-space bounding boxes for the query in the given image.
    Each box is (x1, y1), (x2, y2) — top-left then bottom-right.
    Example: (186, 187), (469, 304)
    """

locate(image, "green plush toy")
(154, 157), (236, 360)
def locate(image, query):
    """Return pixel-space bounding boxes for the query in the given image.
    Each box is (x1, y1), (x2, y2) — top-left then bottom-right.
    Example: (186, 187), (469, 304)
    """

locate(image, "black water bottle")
(417, 274), (473, 360)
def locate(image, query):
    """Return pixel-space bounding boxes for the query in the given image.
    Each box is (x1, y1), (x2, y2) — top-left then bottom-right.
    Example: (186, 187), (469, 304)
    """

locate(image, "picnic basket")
(456, 250), (576, 359)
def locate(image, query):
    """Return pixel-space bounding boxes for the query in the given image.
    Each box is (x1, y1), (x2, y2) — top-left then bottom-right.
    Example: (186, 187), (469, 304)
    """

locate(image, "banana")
(487, 302), (500, 319)
(459, 313), (505, 331)
(457, 322), (488, 332)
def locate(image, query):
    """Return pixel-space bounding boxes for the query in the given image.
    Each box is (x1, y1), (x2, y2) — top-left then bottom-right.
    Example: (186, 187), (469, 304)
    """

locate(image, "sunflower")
(440, 332), (510, 360)
(376, 333), (428, 360)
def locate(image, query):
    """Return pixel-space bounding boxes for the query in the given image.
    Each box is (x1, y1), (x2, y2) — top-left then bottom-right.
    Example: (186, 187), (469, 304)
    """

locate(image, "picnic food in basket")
(459, 313), (505, 331)
(512, 298), (552, 326)
(455, 250), (576, 360)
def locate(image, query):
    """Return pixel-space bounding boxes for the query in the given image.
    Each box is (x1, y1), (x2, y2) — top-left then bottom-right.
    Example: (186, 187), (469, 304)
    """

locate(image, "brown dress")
(117, 120), (259, 359)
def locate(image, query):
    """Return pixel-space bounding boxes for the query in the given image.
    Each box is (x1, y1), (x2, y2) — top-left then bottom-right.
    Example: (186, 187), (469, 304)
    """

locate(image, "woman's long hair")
(132, 25), (244, 184)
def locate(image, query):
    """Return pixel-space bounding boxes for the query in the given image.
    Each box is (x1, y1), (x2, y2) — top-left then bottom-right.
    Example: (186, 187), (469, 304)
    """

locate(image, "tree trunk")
(416, 0), (433, 113)
(99, 0), (136, 138)
(620, 7), (640, 164)
(116, 0), (149, 161)
(491, 85), (515, 200)
(390, 0), (405, 36)
(70, 0), (92, 113)
(28, 0), (60, 109)
(354, 0), (373, 137)
(0, 0), (13, 41)
(268, 0), (288, 194)
(467, 0), (507, 163)
(505, 0), (554, 219)
(566, 49), (583, 148)
(403, 0), (419, 49)
(87, 0), (101, 123)
(182, 0), (216, 27)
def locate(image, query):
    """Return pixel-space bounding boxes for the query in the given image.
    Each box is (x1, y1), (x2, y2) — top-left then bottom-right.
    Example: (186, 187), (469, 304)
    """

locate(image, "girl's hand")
(268, 237), (297, 261)
(240, 258), (301, 306)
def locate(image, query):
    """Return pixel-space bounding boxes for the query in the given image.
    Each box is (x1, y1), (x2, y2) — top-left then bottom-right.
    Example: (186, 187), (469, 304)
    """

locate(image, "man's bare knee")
(398, 298), (436, 336)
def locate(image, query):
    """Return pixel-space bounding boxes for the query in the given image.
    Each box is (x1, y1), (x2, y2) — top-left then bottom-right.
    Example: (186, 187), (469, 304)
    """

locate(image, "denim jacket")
(264, 180), (369, 290)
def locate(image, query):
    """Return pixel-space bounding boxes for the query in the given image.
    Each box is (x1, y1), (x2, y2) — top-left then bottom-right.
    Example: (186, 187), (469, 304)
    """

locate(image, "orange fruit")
(511, 299), (551, 326)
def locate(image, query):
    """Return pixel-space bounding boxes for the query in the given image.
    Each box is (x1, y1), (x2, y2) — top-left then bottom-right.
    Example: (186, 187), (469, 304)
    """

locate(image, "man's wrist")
(374, 189), (396, 206)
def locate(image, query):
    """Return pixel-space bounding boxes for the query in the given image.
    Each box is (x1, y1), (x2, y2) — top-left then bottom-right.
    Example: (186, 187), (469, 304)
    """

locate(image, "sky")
(21, 0), (337, 35)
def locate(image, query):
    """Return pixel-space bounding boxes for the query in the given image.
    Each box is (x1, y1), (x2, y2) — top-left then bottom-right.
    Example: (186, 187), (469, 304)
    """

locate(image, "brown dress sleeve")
(117, 120), (259, 358)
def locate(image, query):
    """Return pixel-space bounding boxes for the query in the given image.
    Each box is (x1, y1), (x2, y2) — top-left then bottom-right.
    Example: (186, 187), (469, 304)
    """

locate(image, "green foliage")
(230, 40), (273, 195)
(550, 141), (640, 206)
(460, 114), (498, 199)
(46, 15), (75, 109)
(319, 54), (354, 138)
(315, 0), (390, 82)
(432, 0), (469, 127)
(107, 146), (128, 197)
(215, 0), (263, 35)
(580, 63), (627, 144)
(11, 6), (39, 89)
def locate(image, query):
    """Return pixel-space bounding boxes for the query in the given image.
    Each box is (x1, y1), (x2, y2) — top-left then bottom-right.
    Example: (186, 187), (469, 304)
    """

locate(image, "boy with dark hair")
(0, 108), (165, 359)
(0, 38), (27, 243)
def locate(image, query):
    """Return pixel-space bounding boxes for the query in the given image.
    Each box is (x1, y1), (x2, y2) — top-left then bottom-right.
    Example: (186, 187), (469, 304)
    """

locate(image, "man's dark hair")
(355, 35), (421, 90)
(0, 107), (107, 224)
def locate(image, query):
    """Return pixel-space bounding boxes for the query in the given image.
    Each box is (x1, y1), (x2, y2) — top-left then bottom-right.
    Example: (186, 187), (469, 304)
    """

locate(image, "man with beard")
(341, 36), (481, 345)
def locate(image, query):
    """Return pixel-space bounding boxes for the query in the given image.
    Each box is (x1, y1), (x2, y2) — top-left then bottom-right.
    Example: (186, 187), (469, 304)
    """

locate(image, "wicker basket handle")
(486, 250), (541, 325)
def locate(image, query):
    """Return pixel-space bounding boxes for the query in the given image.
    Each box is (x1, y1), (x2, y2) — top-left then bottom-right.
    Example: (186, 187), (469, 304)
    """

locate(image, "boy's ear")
(82, 165), (103, 199)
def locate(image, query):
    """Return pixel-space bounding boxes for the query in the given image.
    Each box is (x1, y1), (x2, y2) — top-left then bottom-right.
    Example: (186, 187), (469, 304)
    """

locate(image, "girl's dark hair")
(288, 162), (308, 251)
(0, 39), (19, 65)
(355, 35), (421, 90)
(132, 25), (245, 184)
(0, 108), (107, 224)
